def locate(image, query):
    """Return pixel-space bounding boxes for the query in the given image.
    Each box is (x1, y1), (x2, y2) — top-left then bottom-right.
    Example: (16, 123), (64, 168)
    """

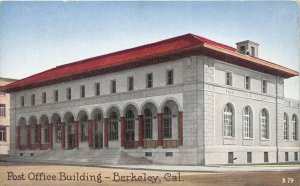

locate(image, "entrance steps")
(0, 149), (152, 166)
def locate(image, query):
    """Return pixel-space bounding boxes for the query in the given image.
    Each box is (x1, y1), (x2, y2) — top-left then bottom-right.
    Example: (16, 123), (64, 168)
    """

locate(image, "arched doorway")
(92, 109), (103, 149)
(160, 99), (180, 148)
(40, 115), (49, 149)
(64, 112), (75, 150)
(125, 110), (135, 148)
(51, 113), (61, 148)
(29, 116), (38, 149)
(106, 106), (121, 148)
(18, 118), (27, 148)
(77, 110), (88, 147)
(123, 104), (138, 149)
(109, 112), (118, 141)
(141, 102), (158, 148)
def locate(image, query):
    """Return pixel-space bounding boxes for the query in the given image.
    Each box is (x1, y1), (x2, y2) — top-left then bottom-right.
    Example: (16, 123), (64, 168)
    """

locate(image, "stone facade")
(6, 53), (300, 165)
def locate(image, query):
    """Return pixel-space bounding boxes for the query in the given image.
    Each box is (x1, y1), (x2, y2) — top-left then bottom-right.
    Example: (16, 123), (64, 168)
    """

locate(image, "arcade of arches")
(16, 100), (183, 150)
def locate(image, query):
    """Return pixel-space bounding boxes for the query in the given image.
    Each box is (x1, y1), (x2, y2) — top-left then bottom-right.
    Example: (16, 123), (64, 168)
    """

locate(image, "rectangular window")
(245, 76), (251, 90)
(0, 91), (4, 96)
(127, 76), (134, 91)
(0, 104), (5, 117)
(145, 152), (152, 157)
(295, 152), (298, 161)
(166, 70), (174, 85)
(20, 96), (25, 107)
(66, 88), (71, 100)
(247, 152), (252, 163)
(165, 152), (173, 157)
(262, 80), (267, 93)
(146, 73), (153, 88)
(31, 94), (35, 106)
(285, 152), (289, 161)
(111, 80), (116, 93)
(226, 72), (233, 86)
(264, 152), (269, 162)
(228, 152), (234, 163)
(42, 92), (46, 104)
(95, 83), (100, 96)
(54, 90), (58, 102)
(0, 127), (6, 141)
(80, 85), (85, 98)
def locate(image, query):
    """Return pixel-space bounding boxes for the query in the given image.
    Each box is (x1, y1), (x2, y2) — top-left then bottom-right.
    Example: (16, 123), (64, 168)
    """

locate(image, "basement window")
(165, 152), (173, 157)
(145, 152), (152, 157)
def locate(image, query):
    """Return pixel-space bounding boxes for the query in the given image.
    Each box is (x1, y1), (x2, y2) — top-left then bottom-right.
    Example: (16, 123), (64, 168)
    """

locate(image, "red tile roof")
(1, 33), (298, 92)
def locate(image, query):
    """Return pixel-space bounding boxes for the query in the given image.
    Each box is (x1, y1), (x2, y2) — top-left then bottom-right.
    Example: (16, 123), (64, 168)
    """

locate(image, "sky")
(0, 1), (299, 99)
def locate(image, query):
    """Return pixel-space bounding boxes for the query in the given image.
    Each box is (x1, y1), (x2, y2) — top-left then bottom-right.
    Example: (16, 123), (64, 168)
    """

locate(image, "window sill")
(243, 137), (253, 140)
(163, 138), (178, 140)
(260, 138), (270, 141)
(223, 138), (236, 145)
(223, 136), (235, 139)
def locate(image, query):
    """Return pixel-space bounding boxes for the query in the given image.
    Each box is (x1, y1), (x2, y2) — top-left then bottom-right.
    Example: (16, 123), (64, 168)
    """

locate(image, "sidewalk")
(107, 164), (300, 173)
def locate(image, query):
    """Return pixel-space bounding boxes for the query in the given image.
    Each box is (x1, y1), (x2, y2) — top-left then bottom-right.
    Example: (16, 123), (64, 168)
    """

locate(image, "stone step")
(0, 149), (153, 165)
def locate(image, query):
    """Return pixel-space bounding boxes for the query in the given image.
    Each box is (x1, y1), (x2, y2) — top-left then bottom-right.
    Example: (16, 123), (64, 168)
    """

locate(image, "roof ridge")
(55, 33), (198, 69)
(189, 34), (237, 52)
(1, 33), (298, 93)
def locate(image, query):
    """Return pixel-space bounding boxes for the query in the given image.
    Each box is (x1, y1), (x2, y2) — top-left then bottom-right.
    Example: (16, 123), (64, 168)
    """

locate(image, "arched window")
(283, 113), (289, 140)
(224, 104), (234, 137)
(94, 113), (102, 133)
(292, 114), (298, 141)
(29, 117), (38, 144)
(40, 116), (49, 144)
(44, 122), (49, 144)
(19, 118), (27, 145)
(163, 106), (172, 138)
(144, 108), (153, 139)
(260, 109), (269, 139)
(67, 116), (74, 134)
(125, 110), (135, 142)
(80, 115), (88, 142)
(55, 119), (61, 143)
(109, 112), (118, 140)
(243, 106), (253, 138)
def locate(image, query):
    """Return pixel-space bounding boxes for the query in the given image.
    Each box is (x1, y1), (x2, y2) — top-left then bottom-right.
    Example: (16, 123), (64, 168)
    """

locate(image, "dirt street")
(0, 161), (299, 186)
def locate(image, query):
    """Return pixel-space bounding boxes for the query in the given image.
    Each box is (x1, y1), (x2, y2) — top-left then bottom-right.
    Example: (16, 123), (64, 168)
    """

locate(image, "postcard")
(0, 1), (299, 185)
